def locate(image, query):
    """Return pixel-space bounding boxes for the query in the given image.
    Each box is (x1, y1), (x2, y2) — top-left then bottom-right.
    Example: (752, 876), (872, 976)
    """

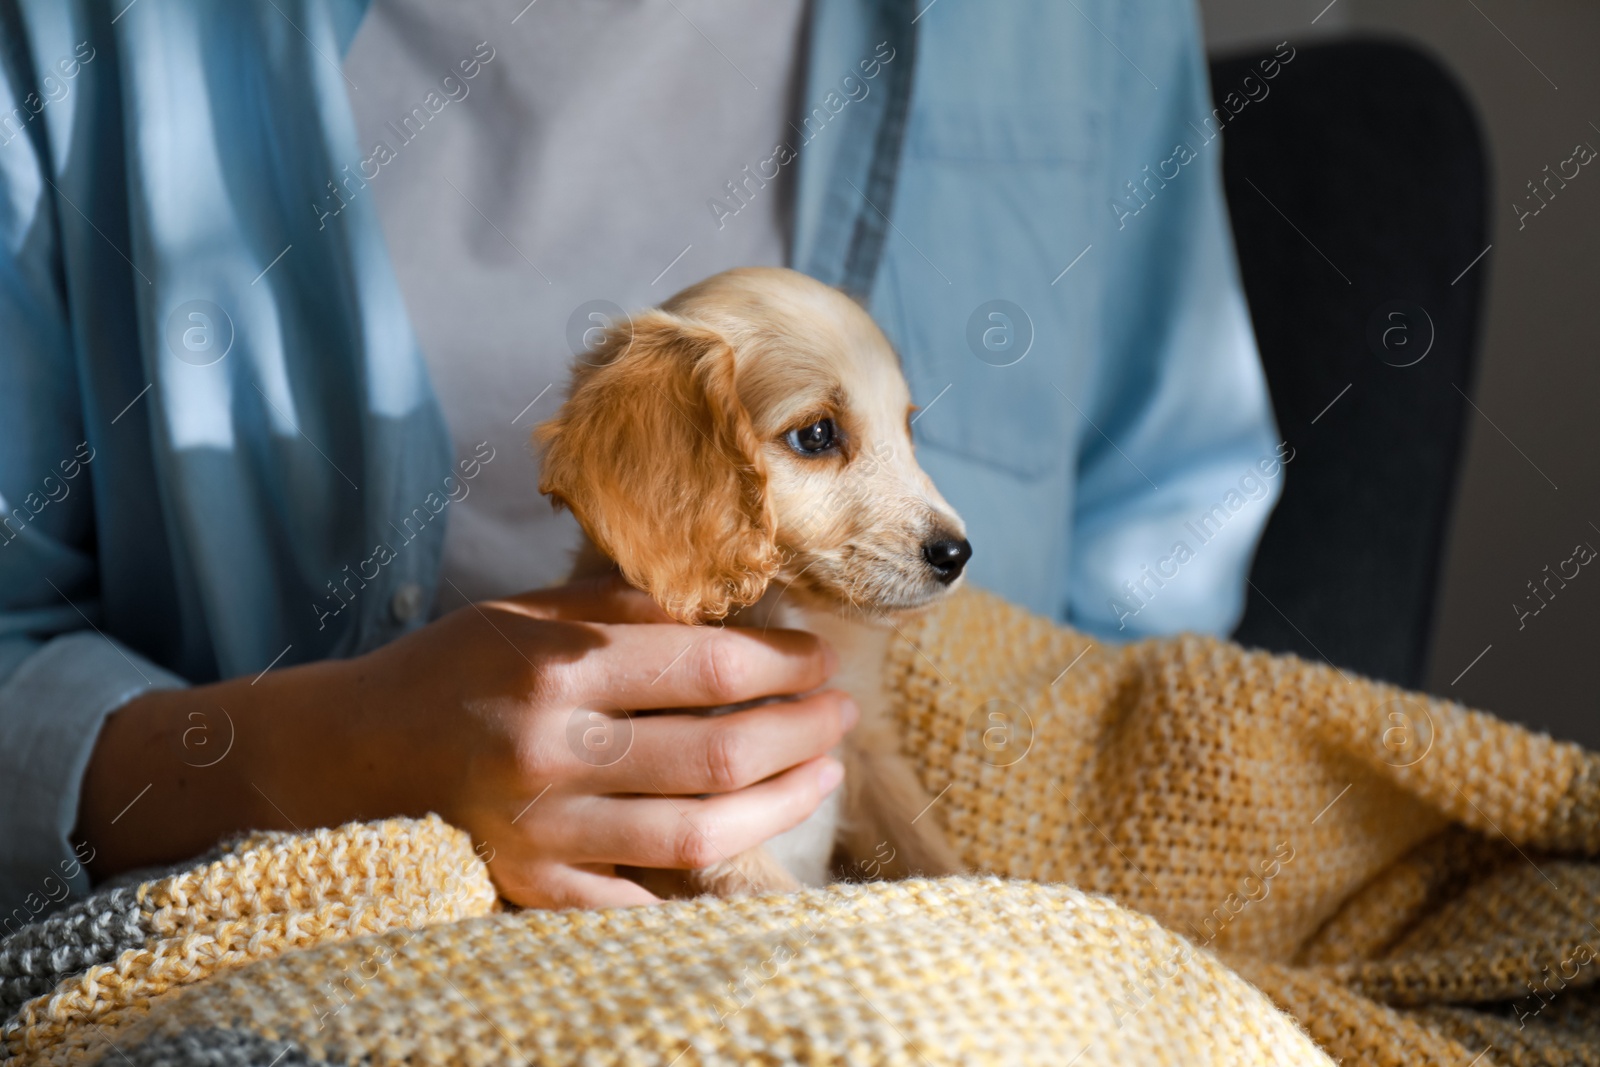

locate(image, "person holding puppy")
(0, 1), (1278, 914)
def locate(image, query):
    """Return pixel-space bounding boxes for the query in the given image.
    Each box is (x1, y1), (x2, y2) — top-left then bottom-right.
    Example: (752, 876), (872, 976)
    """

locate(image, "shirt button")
(389, 583), (425, 624)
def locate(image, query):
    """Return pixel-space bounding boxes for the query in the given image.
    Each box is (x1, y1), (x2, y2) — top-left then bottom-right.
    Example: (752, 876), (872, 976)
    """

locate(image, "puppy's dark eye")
(786, 418), (838, 456)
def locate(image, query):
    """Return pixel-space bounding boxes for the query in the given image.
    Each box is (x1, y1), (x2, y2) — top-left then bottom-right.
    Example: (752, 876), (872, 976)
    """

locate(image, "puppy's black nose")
(923, 537), (972, 584)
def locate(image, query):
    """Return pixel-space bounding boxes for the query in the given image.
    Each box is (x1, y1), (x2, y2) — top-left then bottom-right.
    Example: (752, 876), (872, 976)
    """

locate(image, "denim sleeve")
(0, 14), (186, 918)
(0, 636), (185, 918)
(1065, 0), (1284, 640)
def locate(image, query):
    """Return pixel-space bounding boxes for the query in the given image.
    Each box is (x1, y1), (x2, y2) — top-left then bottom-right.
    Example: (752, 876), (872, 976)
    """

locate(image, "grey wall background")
(1198, 0), (1600, 746)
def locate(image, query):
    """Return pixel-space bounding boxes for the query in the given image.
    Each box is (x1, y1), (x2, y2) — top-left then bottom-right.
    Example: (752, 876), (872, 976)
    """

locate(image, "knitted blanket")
(4, 588), (1598, 1065)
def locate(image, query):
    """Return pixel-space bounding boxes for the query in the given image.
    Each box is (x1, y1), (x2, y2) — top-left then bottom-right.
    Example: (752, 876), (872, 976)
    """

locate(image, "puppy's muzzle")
(922, 535), (973, 584)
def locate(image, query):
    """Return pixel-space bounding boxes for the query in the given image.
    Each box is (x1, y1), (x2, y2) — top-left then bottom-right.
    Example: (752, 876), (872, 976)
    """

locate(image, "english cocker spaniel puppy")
(536, 266), (971, 897)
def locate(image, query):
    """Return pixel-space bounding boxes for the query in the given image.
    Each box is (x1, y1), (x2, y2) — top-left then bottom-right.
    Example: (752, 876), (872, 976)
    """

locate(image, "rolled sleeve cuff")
(0, 632), (186, 919)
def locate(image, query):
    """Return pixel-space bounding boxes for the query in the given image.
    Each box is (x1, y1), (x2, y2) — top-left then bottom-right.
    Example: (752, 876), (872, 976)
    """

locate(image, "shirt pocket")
(882, 105), (1102, 481)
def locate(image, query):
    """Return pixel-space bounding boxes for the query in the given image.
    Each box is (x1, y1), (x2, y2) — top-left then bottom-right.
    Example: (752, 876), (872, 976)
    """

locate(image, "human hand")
(353, 575), (852, 906)
(78, 576), (852, 909)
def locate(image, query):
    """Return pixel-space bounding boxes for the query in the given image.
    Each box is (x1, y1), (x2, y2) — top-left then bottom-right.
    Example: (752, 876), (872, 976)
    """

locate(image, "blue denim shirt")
(0, 0), (1280, 917)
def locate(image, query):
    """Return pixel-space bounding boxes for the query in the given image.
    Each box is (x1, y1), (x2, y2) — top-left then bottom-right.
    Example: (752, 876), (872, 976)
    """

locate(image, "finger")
(494, 860), (661, 910)
(584, 689), (858, 794)
(573, 624), (837, 709)
(556, 756), (844, 870)
(495, 574), (674, 625)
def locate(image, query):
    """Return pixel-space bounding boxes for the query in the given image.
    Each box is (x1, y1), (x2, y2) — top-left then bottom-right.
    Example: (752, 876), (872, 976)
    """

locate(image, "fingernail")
(817, 758), (845, 794)
(838, 695), (860, 731)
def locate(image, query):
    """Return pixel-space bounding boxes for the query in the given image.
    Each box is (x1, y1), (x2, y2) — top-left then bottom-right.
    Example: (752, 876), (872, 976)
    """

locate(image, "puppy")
(535, 267), (971, 897)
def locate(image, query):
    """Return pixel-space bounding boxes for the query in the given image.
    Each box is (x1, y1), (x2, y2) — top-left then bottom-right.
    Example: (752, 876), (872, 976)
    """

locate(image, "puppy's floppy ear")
(535, 310), (780, 623)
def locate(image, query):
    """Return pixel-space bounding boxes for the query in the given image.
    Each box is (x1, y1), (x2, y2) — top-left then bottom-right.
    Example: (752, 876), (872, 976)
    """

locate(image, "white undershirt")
(344, 0), (807, 611)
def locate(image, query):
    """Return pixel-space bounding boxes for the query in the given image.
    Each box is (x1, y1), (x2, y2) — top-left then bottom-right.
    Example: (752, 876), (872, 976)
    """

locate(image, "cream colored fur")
(537, 267), (970, 896)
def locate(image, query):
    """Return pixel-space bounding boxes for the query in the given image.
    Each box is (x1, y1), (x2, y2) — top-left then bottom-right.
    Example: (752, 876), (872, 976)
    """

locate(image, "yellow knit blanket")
(4, 588), (1597, 1066)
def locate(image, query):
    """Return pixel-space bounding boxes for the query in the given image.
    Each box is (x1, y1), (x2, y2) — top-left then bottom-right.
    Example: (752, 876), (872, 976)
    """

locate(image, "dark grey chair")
(1214, 39), (1491, 689)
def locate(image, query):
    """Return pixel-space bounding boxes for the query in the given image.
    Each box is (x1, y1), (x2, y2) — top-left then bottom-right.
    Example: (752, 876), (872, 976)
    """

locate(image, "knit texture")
(4, 587), (1597, 1065)
(891, 587), (1600, 1065)
(3, 822), (1323, 1067)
